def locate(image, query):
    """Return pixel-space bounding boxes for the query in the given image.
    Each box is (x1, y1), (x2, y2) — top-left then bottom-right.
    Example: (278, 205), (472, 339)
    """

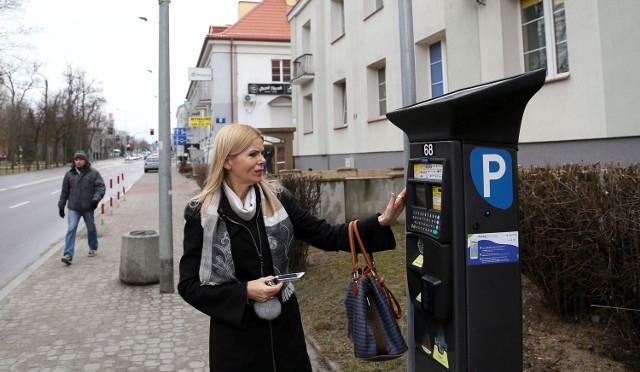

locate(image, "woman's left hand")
(378, 188), (407, 227)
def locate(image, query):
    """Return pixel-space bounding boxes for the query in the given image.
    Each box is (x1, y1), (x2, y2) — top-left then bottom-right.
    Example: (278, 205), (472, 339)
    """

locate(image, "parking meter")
(386, 70), (546, 371)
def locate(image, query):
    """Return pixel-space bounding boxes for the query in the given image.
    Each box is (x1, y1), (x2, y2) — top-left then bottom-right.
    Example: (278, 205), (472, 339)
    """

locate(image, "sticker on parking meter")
(414, 163), (443, 181)
(467, 231), (519, 265)
(470, 147), (513, 209)
(433, 346), (449, 368)
(412, 255), (423, 268)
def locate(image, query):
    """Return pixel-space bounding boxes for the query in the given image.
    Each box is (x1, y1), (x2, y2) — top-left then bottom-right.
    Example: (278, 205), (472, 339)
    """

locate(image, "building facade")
(288, 0), (640, 169)
(182, 0), (296, 171)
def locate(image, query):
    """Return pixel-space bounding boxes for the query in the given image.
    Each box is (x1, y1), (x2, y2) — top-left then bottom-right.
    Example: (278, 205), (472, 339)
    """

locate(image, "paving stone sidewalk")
(0, 167), (333, 371)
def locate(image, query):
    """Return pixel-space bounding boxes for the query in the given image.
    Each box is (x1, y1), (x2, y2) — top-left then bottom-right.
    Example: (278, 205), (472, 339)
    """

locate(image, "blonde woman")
(178, 124), (406, 371)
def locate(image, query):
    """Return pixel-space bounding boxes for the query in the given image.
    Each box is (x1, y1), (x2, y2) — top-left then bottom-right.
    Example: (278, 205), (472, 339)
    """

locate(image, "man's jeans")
(64, 209), (98, 258)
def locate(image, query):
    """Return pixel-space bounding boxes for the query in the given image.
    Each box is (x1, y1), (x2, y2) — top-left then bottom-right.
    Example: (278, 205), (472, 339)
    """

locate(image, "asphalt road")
(0, 158), (146, 290)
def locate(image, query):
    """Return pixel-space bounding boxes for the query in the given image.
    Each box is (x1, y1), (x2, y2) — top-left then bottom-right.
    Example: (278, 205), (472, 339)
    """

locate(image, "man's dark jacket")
(58, 161), (106, 212)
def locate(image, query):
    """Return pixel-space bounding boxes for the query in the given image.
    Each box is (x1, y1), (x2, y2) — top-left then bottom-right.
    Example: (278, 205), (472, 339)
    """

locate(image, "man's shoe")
(88, 250), (97, 257)
(61, 256), (72, 265)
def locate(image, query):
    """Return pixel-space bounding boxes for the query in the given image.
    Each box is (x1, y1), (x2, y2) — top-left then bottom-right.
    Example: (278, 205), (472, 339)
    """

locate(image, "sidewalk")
(0, 167), (333, 371)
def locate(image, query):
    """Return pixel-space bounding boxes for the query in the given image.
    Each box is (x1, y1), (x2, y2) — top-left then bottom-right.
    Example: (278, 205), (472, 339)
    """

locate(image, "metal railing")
(292, 54), (314, 82)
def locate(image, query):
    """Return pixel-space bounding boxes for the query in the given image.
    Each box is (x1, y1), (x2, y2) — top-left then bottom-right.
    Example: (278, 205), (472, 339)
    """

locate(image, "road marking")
(10, 176), (62, 189)
(9, 201), (30, 209)
(50, 190), (61, 195)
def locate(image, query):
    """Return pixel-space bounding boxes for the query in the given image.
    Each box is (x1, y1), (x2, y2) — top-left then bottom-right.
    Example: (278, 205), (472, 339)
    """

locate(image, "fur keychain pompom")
(254, 297), (281, 320)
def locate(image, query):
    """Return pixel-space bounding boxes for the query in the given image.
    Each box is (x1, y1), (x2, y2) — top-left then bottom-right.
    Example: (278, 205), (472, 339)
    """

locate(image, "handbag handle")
(349, 220), (375, 274)
(348, 220), (403, 319)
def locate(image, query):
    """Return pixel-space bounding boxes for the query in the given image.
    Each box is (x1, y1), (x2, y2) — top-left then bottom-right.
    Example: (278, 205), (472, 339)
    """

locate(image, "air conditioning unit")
(243, 93), (256, 103)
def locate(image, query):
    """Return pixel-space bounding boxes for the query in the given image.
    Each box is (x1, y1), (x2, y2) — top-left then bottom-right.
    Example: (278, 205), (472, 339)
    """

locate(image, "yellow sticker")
(416, 293), (422, 302)
(432, 186), (442, 211)
(421, 345), (432, 355)
(433, 346), (449, 369)
(412, 255), (424, 268)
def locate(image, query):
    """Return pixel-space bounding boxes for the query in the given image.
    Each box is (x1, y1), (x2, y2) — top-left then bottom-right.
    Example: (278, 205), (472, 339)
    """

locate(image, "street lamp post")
(157, 1), (174, 293)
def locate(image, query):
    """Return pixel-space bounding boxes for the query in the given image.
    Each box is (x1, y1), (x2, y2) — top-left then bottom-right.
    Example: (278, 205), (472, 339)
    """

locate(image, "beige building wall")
(288, 0), (639, 169)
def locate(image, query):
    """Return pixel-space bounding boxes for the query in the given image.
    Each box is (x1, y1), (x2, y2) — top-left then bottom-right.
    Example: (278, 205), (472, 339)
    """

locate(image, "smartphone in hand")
(265, 272), (306, 286)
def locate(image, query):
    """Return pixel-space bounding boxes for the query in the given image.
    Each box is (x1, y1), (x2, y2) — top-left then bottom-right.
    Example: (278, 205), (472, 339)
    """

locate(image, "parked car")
(144, 155), (159, 173)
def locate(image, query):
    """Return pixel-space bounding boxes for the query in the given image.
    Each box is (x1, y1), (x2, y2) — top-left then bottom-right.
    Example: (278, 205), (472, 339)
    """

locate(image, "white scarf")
(223, 181), (256, 221)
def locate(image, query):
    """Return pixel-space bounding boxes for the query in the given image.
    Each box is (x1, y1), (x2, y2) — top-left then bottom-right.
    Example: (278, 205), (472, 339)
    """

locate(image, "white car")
(144, 155), (159, 173)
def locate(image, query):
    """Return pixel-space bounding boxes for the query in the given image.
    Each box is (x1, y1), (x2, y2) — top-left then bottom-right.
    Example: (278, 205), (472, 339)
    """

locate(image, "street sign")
(188, 67), (213, 81)
(189, 116), (212, 127)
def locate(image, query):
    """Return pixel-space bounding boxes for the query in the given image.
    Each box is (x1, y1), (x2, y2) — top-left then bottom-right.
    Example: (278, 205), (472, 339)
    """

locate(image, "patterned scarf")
(198, 181), (296, 301)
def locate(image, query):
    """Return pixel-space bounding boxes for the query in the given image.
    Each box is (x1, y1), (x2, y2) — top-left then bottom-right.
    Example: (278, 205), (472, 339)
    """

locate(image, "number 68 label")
(423, 143), (434, 156)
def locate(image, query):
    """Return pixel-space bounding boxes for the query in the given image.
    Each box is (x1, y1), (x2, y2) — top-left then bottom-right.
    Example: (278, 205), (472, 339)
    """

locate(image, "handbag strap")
(349, 220), (375, 273)
(348, 220), (403, 319)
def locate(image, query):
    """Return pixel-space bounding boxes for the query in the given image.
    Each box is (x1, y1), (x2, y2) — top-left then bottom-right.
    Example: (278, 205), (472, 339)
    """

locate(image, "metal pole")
(158, 0), (174, 293)
(398, 0), (416, 370)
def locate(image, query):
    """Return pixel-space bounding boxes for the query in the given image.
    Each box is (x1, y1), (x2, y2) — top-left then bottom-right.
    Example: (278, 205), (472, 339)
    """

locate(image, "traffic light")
(150, 128), (154, 135)
(127, 143), (132, 151)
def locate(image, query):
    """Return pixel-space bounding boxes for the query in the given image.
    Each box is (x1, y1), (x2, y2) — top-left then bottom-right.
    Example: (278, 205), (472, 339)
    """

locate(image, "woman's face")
(224, 137), (266, 191)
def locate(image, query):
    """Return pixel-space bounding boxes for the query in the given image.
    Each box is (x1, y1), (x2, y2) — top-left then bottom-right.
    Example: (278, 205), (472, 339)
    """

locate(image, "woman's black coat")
(178, 187), (396, 371)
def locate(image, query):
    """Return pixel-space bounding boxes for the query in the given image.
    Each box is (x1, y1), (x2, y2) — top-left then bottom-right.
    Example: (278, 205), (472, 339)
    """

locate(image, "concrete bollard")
(120, 230), (160, 285)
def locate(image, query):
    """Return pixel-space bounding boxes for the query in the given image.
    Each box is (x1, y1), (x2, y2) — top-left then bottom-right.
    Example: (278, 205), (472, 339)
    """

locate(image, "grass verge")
(296, 224), (408, 371)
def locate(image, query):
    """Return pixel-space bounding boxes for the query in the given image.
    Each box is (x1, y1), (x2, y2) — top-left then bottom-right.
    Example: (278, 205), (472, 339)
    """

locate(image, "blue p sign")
(470, 147), (513, 209)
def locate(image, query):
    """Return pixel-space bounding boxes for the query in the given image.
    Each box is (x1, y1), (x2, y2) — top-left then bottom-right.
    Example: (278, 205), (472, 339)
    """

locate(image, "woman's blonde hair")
(190, 124), (281, 213)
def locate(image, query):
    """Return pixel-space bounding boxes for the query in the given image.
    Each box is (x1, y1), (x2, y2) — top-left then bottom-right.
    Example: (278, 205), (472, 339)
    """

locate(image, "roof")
(208, 0), (292, 42)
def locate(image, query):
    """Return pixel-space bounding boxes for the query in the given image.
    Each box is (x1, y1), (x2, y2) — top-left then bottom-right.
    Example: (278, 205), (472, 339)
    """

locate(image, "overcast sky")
(12, 0), (241, 144)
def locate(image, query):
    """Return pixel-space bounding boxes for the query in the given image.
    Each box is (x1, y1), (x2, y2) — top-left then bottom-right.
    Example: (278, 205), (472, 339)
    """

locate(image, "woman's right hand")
(247, 276), (283, 303)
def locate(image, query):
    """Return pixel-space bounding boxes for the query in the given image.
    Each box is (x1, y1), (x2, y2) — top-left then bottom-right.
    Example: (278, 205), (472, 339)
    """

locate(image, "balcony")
(291, 54), (314, 85)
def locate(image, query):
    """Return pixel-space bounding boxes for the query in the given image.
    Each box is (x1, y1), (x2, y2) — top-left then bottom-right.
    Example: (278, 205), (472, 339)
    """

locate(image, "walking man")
(58, 151), (106, 265)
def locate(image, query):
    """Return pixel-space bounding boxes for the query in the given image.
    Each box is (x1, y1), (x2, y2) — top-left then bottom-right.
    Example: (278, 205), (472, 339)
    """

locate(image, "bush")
(194, 163), (209, 189)
(278, 174), (322, 272)
(519, 163), (640, 365)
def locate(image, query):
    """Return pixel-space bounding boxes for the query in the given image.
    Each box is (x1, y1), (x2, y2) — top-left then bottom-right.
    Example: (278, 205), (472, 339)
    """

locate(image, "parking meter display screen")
(414, 184), (428, 208)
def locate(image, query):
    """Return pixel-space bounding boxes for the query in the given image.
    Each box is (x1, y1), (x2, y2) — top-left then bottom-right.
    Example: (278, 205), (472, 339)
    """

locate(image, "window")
(333, 80), (347, 128)
(414, 37), (447, 100)
(331, 0), (345, 41)
(377, 67), (386, 115)
(302, 20), (311, 54)
(367, 60), (386, 119)
(272, 59), (291, 82)
(521, 0), (569, 77)
(364, 0), (383, 18)
(430, 41), (444, 97)
(303, 94), (313, 133)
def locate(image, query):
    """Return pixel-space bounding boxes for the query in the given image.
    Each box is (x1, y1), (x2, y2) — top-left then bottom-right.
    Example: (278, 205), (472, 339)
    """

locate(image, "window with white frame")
(333, 80), (347, 128)
(367, 61), (387, 119)
(272, 59), (291, 82)
(430, 41), (445, 97)
(377, 67), (387, 116)
(521, 0), (569, 77)
(303, 94), (313, 134)
(331, 0), (345, 41)
(414, 38), (447, 100)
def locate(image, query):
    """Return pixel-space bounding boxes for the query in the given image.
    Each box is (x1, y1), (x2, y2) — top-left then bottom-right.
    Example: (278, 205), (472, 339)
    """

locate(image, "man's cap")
(74, 151), (88, 161)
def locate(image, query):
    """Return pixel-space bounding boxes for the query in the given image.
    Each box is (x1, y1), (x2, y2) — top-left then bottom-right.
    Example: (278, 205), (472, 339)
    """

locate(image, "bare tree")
(58, 65), (106, 161)
(0, 55), (40, 166)
(0, 0), (31, 53)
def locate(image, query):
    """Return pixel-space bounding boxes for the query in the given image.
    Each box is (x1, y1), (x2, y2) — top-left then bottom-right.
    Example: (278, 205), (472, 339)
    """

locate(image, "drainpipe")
(230, 38), (235, 123)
